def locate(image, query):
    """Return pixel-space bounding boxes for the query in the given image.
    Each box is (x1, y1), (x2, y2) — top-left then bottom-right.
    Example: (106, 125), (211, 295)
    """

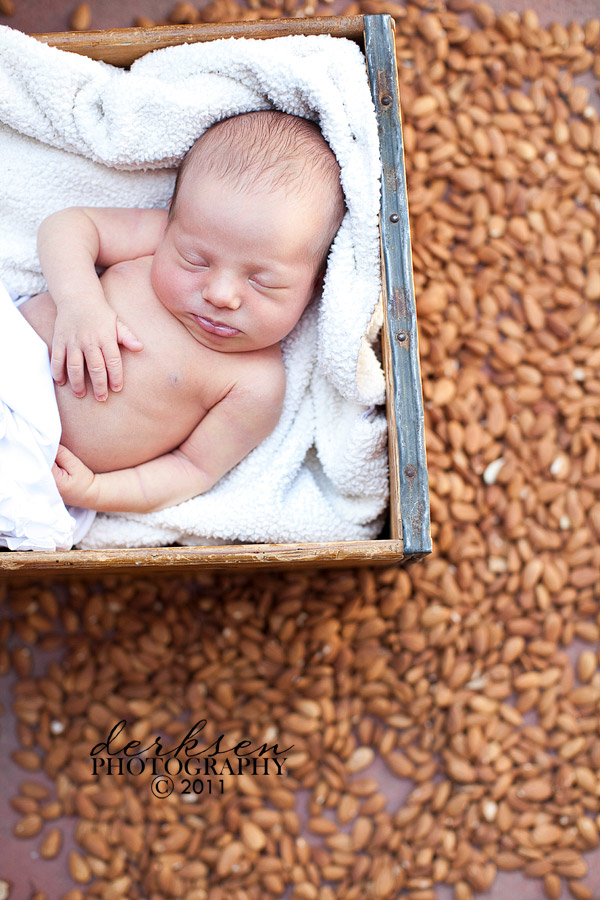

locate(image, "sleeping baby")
(3, 110), (345, 549)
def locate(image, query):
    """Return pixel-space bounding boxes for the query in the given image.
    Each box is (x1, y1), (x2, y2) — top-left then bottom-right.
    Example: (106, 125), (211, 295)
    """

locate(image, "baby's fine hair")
(169, 110), (346, 267)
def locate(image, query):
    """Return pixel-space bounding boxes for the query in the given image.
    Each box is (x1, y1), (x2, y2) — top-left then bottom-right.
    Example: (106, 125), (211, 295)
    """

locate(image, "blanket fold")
(0, 25), (389, 549)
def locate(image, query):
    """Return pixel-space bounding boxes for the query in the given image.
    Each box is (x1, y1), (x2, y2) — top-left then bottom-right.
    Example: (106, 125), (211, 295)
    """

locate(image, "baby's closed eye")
(179, 251), (208, 268)
(249, 275), (287, 291)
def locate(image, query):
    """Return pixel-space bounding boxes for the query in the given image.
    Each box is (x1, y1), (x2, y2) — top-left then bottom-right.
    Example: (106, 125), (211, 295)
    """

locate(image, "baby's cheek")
(151, 258), (173, 307)
(149, 256), (162, 293)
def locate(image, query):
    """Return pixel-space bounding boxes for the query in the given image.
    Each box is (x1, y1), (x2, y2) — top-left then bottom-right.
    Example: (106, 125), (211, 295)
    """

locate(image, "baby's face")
(151, 170), (326, 353)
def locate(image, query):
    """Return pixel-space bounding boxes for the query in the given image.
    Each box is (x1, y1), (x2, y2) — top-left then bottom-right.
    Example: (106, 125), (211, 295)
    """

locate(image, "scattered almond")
(69, 2), (91, 30)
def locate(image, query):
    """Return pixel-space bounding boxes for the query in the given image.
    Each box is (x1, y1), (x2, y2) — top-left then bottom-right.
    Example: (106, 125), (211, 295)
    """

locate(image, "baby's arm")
(38, 207), (167, 401)
(53, 364), (286, 513)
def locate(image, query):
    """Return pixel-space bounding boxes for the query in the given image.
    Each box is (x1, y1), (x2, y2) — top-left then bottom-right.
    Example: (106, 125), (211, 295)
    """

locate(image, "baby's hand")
(51, 305), (143, 401)
(52, 445), (97, 509)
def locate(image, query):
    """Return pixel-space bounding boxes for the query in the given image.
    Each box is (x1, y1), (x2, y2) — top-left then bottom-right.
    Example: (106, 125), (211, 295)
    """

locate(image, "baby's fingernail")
(98, 395), (107, 402)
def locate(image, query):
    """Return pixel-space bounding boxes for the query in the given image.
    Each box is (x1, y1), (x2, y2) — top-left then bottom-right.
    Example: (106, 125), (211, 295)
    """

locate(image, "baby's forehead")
(183, 166), (327, 220)
(184, 154), (318, 195)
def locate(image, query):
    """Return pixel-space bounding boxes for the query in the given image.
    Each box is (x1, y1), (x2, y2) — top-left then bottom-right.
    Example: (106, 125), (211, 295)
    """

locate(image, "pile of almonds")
(2, 1), (600, 899)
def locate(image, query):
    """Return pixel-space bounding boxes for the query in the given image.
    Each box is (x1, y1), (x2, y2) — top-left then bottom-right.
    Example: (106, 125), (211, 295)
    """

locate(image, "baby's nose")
(202, 273), (241, 309)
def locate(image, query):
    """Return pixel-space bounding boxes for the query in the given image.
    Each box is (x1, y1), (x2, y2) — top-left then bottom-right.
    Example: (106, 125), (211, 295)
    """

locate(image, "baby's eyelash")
(184, 258), (208, 268)
(250, 276), (284, 290)
(177, 248), (207, 266)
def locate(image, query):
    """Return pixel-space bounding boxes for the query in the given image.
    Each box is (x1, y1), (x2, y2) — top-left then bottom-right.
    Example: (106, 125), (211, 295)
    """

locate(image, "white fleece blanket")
(0, 25), (388, 548)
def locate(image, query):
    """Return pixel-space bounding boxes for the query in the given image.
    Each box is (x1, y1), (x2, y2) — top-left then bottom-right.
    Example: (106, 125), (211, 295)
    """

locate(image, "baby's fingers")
(116, 318), (144, 353)
(96, 340), (124, 397)
(105, 319), (143, 395)
(50, 341), (68, 387)
(55, 443), (78, 466)
(52, 444), (77, 483)
(65, 348), (88, 398)
(83, 345), (112, 401)
(53, 444), (95, 507)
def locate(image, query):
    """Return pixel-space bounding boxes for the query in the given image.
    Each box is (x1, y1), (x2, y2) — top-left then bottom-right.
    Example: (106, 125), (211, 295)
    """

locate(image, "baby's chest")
(127, 329), (234, 413)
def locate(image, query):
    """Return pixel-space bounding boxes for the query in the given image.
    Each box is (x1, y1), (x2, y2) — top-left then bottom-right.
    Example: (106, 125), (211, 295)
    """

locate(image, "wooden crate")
(2, 14), (430, 577)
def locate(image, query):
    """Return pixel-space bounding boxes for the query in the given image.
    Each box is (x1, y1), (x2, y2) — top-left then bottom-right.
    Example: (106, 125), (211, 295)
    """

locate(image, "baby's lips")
(194, 314), (240, 337)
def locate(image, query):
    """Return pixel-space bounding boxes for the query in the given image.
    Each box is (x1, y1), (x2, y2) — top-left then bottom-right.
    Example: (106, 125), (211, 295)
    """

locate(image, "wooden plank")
(363, 15), (432, 559)
(380, 306), (402, 542)
(0, 539), (406, 579)
(32, 16), (367, 65)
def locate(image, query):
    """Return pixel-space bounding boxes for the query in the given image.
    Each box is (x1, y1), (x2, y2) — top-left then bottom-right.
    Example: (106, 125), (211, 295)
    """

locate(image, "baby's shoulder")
(227, 345), (286, 403)
(100, 254), (153, 281)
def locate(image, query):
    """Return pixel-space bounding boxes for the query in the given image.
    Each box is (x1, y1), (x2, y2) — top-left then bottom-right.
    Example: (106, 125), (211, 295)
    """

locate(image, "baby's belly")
(20, 265), (210, 473)
(55, 373), (201, 473)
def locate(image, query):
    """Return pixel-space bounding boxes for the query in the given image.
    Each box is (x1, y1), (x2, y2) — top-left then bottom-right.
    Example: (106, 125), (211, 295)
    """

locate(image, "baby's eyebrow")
(253, 258), (294, 273)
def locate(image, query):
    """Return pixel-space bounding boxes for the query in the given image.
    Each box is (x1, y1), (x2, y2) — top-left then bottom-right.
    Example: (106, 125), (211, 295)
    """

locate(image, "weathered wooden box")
(2, 14), (430, 577)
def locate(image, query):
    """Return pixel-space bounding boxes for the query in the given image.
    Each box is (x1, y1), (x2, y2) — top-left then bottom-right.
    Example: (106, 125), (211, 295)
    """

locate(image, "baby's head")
(151, 112), (345, 353)
(170, 110), (346, 274)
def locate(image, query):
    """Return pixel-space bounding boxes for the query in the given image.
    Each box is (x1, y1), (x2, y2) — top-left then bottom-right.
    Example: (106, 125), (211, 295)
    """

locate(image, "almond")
(69, 2), (91, 30)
